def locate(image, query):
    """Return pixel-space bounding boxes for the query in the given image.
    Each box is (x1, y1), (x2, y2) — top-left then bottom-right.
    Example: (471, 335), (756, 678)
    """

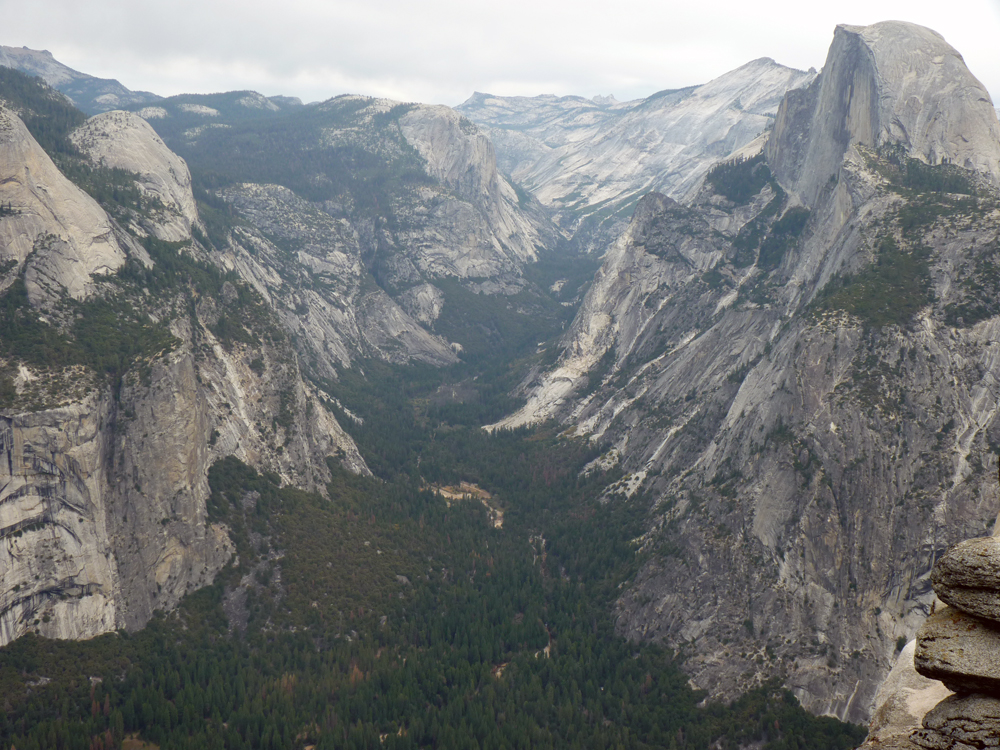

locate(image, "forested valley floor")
(0, 359), (867, 750)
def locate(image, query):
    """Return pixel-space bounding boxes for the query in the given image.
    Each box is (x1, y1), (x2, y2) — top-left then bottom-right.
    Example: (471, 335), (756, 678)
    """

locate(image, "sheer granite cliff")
(0, 106), (367, 647)
(767, 21), (1000, 208)
(0, 313), (366, 645)
(493, 22), (1000, 722)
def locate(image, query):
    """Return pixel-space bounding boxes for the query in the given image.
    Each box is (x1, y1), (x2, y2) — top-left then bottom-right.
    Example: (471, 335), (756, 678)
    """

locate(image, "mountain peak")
(767, 20), (1000, 206)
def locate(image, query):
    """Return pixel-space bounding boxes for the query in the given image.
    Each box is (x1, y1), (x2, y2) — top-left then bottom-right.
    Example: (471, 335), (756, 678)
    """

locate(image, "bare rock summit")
(71, 110), (200, 242)
(767, 21), (1000, 207)
(0, 105), (129, 303)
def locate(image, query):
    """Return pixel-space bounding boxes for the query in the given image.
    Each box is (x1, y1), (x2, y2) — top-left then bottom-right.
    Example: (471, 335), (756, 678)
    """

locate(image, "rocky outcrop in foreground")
(862, 532), (1000, 748)
(910, 536), (1000, 748)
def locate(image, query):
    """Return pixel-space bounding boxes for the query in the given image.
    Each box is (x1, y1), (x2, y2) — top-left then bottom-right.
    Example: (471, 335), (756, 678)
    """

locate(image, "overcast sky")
(3, 0), (999, 107)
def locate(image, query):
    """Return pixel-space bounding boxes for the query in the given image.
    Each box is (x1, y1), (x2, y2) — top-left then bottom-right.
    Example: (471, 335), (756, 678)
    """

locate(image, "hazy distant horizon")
(3, 0), (999, 108)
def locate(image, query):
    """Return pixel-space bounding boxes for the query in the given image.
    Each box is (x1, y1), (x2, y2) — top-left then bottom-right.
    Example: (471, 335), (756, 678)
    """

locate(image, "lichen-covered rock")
(914, 607), (1000, 694)
(932, 536), (1000, 623)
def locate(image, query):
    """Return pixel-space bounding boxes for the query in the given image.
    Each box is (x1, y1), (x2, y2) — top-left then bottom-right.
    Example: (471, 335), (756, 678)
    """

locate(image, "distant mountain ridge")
(0, 45), (161, 114)
(457, 58), (817, 247)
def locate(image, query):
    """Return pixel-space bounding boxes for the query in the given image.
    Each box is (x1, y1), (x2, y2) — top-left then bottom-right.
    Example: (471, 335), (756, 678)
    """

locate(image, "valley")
(0, 16), (998, 749)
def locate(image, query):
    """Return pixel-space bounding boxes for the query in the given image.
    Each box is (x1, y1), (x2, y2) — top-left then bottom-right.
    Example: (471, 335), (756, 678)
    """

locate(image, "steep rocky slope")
(493, 21), (1000, 723)
(70, 110), (199, 242)
(0, 104), (130, 304)
(767, 21), (1000, 208)
(0, 96), (367, 648)
(214, 181), (459, 373)
(458, 58), (816, 244)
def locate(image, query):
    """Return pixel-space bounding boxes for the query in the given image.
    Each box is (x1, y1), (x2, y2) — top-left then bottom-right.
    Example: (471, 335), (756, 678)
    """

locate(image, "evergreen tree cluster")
(705, 152), (771, 205)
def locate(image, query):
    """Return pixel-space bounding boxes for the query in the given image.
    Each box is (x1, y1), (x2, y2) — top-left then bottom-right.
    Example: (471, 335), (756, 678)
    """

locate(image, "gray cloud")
(3, 0), (998, 106)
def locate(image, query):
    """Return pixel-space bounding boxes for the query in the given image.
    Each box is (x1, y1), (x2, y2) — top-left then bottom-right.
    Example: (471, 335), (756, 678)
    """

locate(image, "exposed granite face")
(914, 607), (1000, 694)
(0, 105), (130, 304)
(216, 183), (458, 375)
(0, 395), (118, 646)
(0, 113), (368, 647)
(181, 96), (568, 374)
(0, 312), (368, 646)
(398, 283), (445, 326)
(458, 59), (816, 236)
(932, 537), (1000, 622)
(767, 22), (1000, 208)
(71, 110), (199, 242)
(862, 640), (953, 748)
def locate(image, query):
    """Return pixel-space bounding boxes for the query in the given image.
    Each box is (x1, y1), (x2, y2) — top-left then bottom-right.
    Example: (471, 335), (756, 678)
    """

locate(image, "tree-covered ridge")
(132, 94), (433, 213)
(0, 65), (85, 156)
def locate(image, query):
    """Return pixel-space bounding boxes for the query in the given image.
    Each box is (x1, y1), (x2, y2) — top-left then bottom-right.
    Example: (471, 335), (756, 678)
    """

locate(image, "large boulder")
(932, 536), (1000, 623)
(914, 606), (1000, 694)
(911, 693), (1000, 749)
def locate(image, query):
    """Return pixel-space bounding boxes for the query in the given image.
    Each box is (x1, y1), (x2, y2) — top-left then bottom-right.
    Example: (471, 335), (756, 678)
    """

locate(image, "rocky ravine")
(0, 105), (367, 647)
(493, 21), (1000, 723)
(136, 93), (566, 375)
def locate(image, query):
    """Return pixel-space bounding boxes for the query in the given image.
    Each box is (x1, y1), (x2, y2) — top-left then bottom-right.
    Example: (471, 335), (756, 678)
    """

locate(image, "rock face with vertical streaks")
(0, 101), (369, 647)
(767, 21), (1000, 208)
